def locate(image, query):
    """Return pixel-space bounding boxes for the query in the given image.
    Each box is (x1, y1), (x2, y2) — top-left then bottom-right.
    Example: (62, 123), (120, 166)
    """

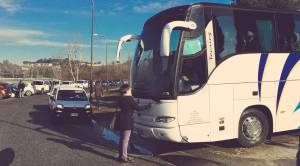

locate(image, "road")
(0, 95), (298, 166)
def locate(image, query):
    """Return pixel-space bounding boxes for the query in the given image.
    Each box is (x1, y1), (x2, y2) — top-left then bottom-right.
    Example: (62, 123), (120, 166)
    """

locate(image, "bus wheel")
(238, 108), (269, 147)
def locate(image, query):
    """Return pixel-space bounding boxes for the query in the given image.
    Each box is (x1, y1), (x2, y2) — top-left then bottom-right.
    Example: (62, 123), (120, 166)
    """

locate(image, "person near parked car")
(114, 84), (150, 163)
(18, 80), (25, 98)
(94, 81), (103, 107)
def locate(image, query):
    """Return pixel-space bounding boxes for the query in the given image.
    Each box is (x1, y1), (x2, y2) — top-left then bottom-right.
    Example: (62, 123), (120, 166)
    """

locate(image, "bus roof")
(191, 2), (300, 15)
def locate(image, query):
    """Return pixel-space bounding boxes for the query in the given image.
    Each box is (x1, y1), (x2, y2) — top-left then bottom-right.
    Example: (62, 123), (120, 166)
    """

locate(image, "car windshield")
(57, 90), (88, 101)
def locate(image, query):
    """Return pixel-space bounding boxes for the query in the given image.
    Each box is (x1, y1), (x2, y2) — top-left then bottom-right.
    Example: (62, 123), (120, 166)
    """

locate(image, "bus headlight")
(85, 104), (91, 110)
(56, 104), (64, 109)
(155, 116), (175, 123)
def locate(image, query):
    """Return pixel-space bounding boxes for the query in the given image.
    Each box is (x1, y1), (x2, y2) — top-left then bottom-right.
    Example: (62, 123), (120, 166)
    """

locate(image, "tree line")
(0, 59), (131, 81)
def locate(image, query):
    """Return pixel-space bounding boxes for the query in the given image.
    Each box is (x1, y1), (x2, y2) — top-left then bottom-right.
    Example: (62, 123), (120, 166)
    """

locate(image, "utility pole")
(106, 40), (108, 82)
(90, 0), (94, 100)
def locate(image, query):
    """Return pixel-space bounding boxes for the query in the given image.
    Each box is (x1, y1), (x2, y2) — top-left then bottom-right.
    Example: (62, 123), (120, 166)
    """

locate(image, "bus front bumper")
(134, 123), (186, 143)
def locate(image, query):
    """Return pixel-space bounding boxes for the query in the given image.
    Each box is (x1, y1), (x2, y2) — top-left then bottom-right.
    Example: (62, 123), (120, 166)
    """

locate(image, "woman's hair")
(119, 84), (130, 95)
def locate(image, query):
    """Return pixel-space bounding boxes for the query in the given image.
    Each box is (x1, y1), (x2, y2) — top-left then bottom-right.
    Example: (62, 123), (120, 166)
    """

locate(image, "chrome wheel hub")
(242, 116), (262, 140)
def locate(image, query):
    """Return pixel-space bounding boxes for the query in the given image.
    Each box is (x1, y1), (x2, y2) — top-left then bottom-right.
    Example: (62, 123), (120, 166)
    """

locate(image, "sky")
(0, 0), (231, 64)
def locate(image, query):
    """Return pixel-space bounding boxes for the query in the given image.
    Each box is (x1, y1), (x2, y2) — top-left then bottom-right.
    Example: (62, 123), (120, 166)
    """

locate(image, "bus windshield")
(131, 6), (189, 99)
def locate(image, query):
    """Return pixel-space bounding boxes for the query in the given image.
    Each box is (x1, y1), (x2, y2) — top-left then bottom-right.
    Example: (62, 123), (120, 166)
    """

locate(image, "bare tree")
(66, 39), (82, 81)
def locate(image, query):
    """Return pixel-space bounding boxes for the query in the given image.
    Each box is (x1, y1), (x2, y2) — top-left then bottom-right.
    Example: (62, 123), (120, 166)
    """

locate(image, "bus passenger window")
(241, 30), (259, 52)
(256, 20), (274, 52)
(291, 32), (300, 51)
(274, 13), (300, 52)
(235, 10), (275, 53)
(214, 13), (237, 62)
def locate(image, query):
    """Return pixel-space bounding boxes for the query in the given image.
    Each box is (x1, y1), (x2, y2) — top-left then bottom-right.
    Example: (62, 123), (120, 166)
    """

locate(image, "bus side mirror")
(116, 34), (140, 63)
(160, 21), (197, 57)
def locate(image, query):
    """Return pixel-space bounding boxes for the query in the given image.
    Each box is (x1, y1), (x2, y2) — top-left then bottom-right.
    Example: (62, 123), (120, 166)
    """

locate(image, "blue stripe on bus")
(276, 53), (300, 112)
(295, 102), (300, 113)
(258, 53), (269, 100)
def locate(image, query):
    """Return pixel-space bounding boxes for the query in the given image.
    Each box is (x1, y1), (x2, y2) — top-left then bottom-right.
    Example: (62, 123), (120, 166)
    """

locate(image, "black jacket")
(114, 96), (147, 131)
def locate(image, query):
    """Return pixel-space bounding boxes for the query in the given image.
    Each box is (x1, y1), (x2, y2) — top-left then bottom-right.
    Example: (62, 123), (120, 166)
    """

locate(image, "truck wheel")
(238, 108), (269, 147)
(25, 90), (32, 96)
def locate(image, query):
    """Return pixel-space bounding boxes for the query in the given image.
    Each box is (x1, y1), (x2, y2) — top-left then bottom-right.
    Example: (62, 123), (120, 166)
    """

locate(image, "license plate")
(70, 113), (79, 117)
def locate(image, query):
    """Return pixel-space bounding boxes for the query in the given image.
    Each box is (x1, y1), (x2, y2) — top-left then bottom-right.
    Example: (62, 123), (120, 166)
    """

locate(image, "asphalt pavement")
(0, 95), (298, 166)
(0, 95), (168, 166)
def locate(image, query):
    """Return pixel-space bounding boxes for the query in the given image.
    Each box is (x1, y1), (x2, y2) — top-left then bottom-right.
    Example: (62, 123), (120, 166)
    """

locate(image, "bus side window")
(256, 19), (274, 52)
(214, 11), (237, 62)
(277, 14), (300, 52)
(235, 10), (275, 53)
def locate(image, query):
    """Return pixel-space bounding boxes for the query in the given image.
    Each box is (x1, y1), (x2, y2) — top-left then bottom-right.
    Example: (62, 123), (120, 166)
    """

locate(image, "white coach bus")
(116, 3), (300, 147)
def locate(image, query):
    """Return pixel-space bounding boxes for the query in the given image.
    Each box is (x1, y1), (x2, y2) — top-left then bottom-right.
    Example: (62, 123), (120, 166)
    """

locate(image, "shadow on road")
(160, 154), (222, 166)
(46, 138), (118, 161)
(0, 148), (15, 166)
(25, 104), (120, 161)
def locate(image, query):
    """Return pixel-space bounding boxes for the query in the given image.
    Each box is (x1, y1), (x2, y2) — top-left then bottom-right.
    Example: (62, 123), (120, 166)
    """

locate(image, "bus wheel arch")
(237, 105), (272, 147)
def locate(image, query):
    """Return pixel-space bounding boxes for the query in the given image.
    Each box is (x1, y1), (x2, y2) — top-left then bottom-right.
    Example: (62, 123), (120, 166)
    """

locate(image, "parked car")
(48, 86), (91, 123)
(52, 80), (61, 86)
(75, 80), (89, 89)
(101, 80), (108, 87)
(123, 80), (129, 85)
(4, 83), (18, 98)
(61, 81), (73, 85)
(0, 83), (13, 99)
(32, 80), (50, 94)
(23, 82), (35, 96)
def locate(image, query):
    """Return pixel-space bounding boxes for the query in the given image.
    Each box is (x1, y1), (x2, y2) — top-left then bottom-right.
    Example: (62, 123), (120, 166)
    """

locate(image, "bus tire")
(238, 108), (269, 147)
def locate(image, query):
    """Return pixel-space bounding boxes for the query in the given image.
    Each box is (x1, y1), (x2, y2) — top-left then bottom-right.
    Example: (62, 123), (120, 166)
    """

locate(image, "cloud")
(0, 0), (20, 13)
(0, 28), (90, 48)
(114, 6), (124, 11)
(100, 39), (119, 45)
(133, 1), (182, 13)
(0, 29), (45, 38)
(21, 7), (90, 17)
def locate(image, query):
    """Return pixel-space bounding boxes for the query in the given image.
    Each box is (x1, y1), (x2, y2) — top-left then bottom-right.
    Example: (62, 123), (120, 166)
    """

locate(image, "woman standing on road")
(114, 84), (150, 163)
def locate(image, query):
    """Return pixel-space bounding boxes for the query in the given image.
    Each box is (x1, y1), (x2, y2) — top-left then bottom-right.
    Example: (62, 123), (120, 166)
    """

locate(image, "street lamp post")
(105, 40), (108, 82)
(90, 0), (95, 101)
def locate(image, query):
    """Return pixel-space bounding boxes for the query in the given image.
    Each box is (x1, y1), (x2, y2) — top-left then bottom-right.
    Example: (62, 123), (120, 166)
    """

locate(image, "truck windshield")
(131, 6), (189, 99)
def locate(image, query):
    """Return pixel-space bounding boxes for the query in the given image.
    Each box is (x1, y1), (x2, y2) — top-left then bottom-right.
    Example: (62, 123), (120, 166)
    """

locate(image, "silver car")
(49, 86), (92, 123)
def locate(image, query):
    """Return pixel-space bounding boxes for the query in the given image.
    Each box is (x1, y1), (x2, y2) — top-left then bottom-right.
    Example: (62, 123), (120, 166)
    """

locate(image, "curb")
(91, 119), (153, 156)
